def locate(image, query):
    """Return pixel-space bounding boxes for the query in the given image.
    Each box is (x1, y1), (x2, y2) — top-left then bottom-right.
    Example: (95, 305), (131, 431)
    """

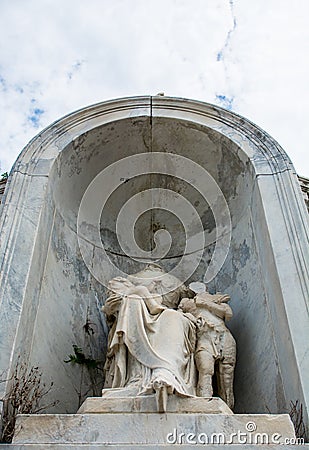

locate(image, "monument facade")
(0, 96), (308, 446)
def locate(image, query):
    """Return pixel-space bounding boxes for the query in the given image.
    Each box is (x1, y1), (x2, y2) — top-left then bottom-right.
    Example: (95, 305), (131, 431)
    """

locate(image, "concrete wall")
(0, 97), (308, 424)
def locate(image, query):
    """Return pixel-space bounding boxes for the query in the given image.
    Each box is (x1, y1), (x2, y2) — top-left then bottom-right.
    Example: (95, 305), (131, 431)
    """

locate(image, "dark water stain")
(217, 142), (245, 200)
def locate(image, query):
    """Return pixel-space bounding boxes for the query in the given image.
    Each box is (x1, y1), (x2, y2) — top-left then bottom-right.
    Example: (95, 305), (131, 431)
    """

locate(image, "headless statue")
(102, 266), (196, 413)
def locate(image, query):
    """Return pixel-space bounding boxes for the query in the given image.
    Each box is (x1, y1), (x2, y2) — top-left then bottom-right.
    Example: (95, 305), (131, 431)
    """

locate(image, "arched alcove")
(0, 97), (308, 423)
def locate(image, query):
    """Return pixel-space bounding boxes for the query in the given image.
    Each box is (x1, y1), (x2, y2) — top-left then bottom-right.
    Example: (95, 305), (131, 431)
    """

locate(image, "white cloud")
(0, 0), (308, 176)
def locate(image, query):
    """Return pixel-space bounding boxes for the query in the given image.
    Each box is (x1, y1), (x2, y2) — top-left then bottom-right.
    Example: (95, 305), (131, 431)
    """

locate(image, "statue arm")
(196, 299), (233, 321)
(224, 304), (233, 321)
(126, 285), (165, 314)
(144, 295), (166, 314)
(102, 294), (122, 317)
(126, 285), (150, 297)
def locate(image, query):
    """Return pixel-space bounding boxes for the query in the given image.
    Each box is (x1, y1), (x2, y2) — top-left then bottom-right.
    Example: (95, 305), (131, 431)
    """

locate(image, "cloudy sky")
(0, 0), (308, 176)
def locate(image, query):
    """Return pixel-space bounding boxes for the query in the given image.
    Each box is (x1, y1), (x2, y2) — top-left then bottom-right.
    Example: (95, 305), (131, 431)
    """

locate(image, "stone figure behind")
(179, 282), (236, 409)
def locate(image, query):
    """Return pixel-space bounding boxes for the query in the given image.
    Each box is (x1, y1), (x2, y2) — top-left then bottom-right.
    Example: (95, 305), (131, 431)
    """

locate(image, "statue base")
(77, 394), (233, 414)
(10, 395), (302, 448)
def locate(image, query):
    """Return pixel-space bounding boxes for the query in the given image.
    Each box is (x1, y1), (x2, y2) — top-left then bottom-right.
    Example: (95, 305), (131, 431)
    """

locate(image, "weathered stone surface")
(13, 413), (295, 445)
(77, 395), (233, 414)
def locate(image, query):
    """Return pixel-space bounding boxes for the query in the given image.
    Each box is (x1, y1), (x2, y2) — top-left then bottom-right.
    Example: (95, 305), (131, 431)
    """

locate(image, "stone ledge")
(77, 395), (233, 414)
(13, 413), (295, 445)
(2, 445), (309, 450)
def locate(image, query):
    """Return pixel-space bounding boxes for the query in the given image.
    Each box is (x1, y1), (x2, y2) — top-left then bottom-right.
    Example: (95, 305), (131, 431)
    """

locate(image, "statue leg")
(195, 349), (215, 397)
(217, 332), (236, 409)
(217, 360), (235, 409)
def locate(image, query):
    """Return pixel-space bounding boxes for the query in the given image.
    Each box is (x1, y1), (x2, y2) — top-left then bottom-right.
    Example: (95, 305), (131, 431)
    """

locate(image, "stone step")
(13, 412), (295, 446)
(2, 444), (309, 449)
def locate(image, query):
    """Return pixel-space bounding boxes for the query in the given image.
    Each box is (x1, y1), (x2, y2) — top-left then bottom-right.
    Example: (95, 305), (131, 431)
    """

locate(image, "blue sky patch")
(0, 75), (7, 91)
(14, 84), (23, 93)
(215, 94), (234, 110)
(28, 107), (44, 127)
(67, 60), (84, 80)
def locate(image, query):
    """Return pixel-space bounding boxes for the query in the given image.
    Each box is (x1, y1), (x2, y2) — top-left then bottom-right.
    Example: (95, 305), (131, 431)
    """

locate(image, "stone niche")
(0, 97), (308, 426)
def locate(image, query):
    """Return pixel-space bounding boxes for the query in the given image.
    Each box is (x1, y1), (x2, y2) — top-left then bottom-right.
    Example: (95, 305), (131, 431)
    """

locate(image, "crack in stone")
(255, 167), (293, 177)
(12, 169), (49, 178)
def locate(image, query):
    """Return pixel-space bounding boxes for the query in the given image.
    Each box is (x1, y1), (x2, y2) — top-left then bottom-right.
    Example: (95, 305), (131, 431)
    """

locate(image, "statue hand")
(126, 285), (151, 298)
(148, 304), (166, 314)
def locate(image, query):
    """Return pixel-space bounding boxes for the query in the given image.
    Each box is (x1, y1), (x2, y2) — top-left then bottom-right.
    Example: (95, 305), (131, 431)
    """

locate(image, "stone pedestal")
(78, 395), (233, 414)
(9, 396), (303, 448)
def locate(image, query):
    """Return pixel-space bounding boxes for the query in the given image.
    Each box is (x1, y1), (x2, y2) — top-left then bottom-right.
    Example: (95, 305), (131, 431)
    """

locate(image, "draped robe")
(103, 290), (196, 397)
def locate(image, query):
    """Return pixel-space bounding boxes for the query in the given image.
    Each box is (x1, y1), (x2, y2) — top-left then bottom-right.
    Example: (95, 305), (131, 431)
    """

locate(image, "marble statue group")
(102, 265), (236, 412)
